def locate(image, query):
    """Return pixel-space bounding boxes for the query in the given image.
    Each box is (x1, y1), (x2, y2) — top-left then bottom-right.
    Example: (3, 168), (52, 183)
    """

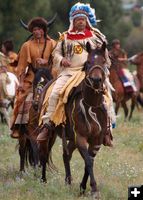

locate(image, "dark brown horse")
(18, 68), (52, 172)
(38, 42), (113, 197)
(109, 58), (139, 120)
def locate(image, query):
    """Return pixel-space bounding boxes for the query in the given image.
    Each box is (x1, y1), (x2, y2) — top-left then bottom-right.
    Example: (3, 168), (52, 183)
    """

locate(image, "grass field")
(0, 106), (143, 200)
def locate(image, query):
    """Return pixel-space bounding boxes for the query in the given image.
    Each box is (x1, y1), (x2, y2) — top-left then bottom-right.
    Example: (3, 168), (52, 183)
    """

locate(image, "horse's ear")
(86, 42), (91, 53)
(99, 41), (107, 56)
(102, 42), (106, 52)
(82, 61), (90, 72)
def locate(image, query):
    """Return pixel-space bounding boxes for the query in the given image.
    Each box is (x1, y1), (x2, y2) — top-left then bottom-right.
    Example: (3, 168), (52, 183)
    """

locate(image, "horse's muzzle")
(91, 77), (102, 84)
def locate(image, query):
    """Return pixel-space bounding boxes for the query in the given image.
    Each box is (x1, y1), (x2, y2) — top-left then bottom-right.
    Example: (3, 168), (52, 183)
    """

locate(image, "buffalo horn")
(20, 19), (28, 30)
(47, 13), (57, 27)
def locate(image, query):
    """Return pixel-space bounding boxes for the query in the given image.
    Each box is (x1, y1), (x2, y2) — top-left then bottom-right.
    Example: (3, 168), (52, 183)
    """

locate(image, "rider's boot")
(103, 133), (113, 147)
(36, 121), (54, 142)
(10, 125), (20, 139)
(103, 125), (113, 147)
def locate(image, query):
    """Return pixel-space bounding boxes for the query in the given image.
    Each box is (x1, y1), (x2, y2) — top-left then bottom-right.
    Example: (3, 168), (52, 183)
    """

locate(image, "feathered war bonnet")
(69, 2), (98, 31)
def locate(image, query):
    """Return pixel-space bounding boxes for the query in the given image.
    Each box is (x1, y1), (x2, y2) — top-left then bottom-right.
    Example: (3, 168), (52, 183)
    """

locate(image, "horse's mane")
(33, 68), (53, 86)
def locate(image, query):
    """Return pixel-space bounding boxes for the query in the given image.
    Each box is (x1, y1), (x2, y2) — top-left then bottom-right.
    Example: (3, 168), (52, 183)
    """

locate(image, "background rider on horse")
(109, 39), (137, 93)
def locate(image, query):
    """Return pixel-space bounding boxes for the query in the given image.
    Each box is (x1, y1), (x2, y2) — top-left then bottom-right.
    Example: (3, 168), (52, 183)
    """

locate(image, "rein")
(82, 96), (103, 109)
(79, 65), (106, 133)
(84, 78), (105, 94)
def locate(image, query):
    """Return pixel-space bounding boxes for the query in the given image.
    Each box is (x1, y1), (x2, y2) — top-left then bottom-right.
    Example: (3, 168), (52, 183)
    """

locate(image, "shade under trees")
(0, 0), (134, 52)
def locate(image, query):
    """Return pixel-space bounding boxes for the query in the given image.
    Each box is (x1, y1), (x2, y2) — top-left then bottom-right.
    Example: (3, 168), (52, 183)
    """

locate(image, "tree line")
(0, 0), (141, 55)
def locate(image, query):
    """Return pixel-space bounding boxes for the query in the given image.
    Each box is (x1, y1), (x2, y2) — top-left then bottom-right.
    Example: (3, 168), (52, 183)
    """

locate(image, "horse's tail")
(24, 138), (37, 167)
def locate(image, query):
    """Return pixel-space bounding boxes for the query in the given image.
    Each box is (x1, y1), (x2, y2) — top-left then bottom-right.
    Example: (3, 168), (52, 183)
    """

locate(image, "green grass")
(0, 106), (143, 200)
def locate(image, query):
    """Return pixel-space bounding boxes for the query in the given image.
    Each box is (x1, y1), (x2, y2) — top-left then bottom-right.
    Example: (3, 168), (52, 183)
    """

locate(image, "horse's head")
(32, 68), (52, 110)
(83, 42), (106, 90)
(128, 52), (143, 65)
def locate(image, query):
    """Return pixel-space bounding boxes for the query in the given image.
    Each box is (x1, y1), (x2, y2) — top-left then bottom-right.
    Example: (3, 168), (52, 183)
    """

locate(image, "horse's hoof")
(65, 176), (72, 185)
(20, 170), (29, 176)
(19, 170), (25, 175)
(80, 184), (86, 195)
(33, 167), (39, 177)
(41, 178), (47, 183)
(91, 191), (101, 200)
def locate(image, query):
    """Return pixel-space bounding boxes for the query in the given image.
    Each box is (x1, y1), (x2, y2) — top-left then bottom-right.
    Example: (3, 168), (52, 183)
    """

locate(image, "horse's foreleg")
(0, 111), (5, 123)
(80, 144), (101, 194)
(11, 99), (14, 109)
(38, 129), (57, 183)
(128, 96), (136, 120)
(1, 107), (10, 127)
(38, 141), (48, 182)
(19, 135), (26, 172)
(78, 141), (97, 194)
(80, 166), (89, 194)
(121, 101), (128, 120)
(115, 102), (120, 115)
(63, 140), (75, 185)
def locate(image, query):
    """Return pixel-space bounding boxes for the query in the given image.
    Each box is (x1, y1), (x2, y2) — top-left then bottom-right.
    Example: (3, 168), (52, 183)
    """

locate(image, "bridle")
(33, 76), (48, 110)
(84, 65), (106, 94)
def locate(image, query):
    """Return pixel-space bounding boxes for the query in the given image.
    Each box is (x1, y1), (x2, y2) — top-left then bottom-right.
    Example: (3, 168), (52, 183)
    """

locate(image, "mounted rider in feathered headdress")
(37, 2), (115, 147)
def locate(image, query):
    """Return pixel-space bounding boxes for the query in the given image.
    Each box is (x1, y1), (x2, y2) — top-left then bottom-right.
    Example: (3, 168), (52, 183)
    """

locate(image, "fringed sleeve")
(16, 42), (31, 78)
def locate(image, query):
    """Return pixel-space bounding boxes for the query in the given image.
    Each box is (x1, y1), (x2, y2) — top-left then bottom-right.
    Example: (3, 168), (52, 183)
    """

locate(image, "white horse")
(6, 72), (19, 99)
(0, 72), (19, 125)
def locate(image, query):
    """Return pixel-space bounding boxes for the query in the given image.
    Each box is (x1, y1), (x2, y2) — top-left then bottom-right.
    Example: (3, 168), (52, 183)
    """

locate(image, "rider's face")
(114, 43), (121, 49)
(32, 27), (44, 39)
(73, 17), (87, 32)
(1, 45), (6, 54)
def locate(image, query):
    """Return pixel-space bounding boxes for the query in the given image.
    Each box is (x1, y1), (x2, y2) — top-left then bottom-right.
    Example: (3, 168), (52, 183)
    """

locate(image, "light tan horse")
(0, 72), (19, 126)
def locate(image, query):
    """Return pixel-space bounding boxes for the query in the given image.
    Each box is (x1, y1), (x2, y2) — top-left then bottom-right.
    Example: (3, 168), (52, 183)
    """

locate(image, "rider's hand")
(61, 58), (71, 67)
(36, 58), (48, 65)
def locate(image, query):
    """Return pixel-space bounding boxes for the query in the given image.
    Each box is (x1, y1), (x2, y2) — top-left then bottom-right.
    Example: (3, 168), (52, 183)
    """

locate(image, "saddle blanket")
(118, 68), (137, 93)
(39, 70), (85, 126)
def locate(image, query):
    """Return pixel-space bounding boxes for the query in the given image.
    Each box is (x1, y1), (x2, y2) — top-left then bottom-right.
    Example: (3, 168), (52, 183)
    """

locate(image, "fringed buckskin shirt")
(17, 38), (56, 85)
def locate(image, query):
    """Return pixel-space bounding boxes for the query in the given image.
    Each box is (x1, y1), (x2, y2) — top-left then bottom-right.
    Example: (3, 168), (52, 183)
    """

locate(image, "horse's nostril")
(98, 78), (102, 82)
(92, 77), (102, 83)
